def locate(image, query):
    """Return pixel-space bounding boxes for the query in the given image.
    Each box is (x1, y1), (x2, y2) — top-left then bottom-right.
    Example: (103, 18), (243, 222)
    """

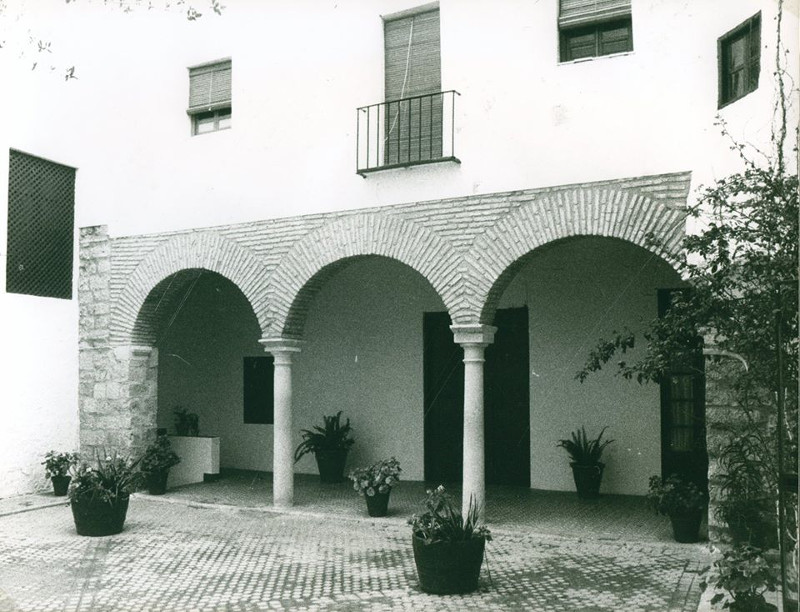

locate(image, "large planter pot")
(71, 496), (130, 537)
(669, 509), (703, 543)
(315, 449), (349, 483)
(146, 470), (170, 495)
(51, 475), (71, 497)
(729, 595), (777, 612)
(570, 462), (605, 499)
(364, 490), (391, 517)
(412, 534), (486, 594)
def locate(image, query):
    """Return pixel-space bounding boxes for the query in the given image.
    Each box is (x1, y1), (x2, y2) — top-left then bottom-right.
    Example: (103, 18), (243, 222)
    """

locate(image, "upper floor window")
(187, 59), (232, 135)
(718, 13), (761, 108)
(559, 0), (633, 62)
(6, 150), (75, 299)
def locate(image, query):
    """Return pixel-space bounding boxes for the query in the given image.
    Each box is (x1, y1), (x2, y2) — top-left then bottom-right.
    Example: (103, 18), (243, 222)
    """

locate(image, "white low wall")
(167, 436), (220, 488)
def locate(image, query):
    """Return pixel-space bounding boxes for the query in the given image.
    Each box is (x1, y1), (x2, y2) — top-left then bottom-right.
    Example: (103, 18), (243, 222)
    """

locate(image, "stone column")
(260, 338), (303, 508)
(451, 324), (496, 519)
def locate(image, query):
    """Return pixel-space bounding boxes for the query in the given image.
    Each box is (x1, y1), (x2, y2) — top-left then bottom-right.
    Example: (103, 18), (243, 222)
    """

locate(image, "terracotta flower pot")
(365, 490), (391, 517)
(71, 496), (130, 537)
(146, 470), (170, 495)
(570, 462), (605, 499)
(315, 449), (349, 483)
(51, 475), (71, 497)
(412, 534), (486, 594)
(669, 509), (703, 543)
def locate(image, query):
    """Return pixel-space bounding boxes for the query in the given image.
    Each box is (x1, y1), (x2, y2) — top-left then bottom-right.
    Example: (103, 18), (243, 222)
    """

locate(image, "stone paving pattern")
(0, 477), (709, 612)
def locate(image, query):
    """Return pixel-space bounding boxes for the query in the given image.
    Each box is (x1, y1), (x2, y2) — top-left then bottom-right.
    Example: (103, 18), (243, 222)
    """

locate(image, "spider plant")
(557, 426), (614, 465)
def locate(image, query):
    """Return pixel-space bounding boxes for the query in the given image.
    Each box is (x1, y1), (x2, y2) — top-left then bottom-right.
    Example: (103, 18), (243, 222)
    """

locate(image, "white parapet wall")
(168, 436), (220, 488)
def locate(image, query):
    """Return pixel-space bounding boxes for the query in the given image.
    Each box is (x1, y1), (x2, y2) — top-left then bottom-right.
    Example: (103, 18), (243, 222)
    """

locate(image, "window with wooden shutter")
(558, 0), (632, 62)
(718, 13), (761, 108)
(187, 59), (232, 135)
(6, 150), (75, 299)
(383, 6), (442, 165)
(243, 356), (274, 424)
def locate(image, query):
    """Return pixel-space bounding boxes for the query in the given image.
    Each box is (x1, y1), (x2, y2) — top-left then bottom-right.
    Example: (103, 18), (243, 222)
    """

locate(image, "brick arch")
(263, 212), (465, 339)
(468, 188), (686, 325)
(110, 231), (269, 345)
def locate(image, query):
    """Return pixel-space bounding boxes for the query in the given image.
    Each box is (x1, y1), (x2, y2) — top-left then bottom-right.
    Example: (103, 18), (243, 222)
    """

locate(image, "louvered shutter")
(559, 0), (631, 28)
(747, 15), (761, 91)
(383, 9), (442, 165)
(188, 60), (232, 114)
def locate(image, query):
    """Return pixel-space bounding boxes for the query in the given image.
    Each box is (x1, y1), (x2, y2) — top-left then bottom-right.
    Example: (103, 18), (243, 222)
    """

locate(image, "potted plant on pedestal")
(700, 545), (778, 611)
(557, 426), (614, 499)
(647, 474), (707, 543)
(409, 485), (492, 595)
(173, 407), (200, 436)
(294, 411), (355, 483)
(42, 451), (78, 496)
(69, 453), (143, 537)
(140, 434), (181, 495)
(348, 457), (401, 517)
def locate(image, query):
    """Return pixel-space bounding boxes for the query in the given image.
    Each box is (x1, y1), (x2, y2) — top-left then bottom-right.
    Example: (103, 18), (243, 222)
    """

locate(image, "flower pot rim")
(411, 532), (488, 546)
(569, 461), (605, 468)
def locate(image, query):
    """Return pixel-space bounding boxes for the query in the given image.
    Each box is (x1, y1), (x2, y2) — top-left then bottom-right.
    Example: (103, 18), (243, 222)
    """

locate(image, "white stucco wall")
(499, 237), (682, 495)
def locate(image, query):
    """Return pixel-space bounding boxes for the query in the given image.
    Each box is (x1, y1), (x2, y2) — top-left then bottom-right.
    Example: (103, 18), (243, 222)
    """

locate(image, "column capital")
(259, 338), (304, 355)
(450, 324), (497, 347)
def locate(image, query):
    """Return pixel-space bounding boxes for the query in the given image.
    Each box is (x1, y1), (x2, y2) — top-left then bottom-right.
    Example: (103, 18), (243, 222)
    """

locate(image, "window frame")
(559, 17), (633, 63)
(717, 13), (761, 109)
(187, 58), (232, 136)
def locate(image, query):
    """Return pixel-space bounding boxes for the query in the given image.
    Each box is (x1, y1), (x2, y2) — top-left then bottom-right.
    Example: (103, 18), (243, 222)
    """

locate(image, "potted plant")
(557, 426), (614, 499)
(700, 545), (778, 611)
(408, 485), (492, 595)
(294, 411), (355, 483)
(140, 433), (181, 495)
(68, 453), (143, 537)
(348, 457), (401, 517)
(174, 406), (199, 436)
(647, 474), (707, 543)
(42, 451), (78, 496)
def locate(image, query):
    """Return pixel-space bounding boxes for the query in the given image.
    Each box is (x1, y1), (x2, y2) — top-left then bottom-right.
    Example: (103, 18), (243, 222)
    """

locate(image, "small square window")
(559, 1), (632, 62)
(243, 356), (274, 425)
(187, 59), (231, 135)
(718, 13), (761, 108)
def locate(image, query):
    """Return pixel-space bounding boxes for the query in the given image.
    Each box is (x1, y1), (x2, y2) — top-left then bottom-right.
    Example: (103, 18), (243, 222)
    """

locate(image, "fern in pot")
(294, 411), (355, 483)
(557, 426), (614, 499)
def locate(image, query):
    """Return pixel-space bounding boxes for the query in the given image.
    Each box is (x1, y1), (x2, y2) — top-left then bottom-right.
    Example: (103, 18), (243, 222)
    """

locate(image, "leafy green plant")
(42, 451), (78, 479)
(557, 426), (614, 465)
(647, 474), (707, 516)
(294, 411), (355, 462)
(69, 453), (143, 505)
(409, 485), (492, 545)
(173, 407), (199, 436)
(140, 434), (181, 475)
(349, 457), (401, 497)
(700, 545), (778, 611)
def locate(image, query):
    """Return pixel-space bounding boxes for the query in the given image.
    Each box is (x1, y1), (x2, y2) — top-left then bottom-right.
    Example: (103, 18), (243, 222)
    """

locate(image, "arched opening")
(137, 269), (267, 472)
(486, 235), (694, 496)
(289, 256), (447, 482)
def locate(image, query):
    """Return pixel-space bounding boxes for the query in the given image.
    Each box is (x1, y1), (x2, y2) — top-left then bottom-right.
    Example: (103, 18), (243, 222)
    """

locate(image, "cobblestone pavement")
(0, 496), (708, 612)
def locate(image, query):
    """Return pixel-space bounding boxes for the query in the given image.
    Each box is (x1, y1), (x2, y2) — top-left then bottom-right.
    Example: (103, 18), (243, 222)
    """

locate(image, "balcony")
(356, 90), (460, 176)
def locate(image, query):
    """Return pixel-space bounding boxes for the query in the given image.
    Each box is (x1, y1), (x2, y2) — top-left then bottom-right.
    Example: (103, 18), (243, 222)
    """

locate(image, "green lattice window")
(6, 150), (76, 299)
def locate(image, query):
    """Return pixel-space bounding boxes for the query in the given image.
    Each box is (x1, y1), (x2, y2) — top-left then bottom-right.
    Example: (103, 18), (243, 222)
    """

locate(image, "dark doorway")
(658, 289), (708, 491)
(423, 307), (530, 486)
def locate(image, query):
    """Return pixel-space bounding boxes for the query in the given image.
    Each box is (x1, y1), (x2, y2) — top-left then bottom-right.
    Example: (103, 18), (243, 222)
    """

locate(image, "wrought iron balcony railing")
(356, 90), (460, 176)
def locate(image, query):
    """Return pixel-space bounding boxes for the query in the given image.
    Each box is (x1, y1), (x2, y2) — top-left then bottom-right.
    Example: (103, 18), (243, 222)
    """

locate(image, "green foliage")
(557, 426), (614, 465)
(68, 452), (143, 505)
(173, 407), (199, 436)
(647, 474), (707, 516)
(700, 545), (778, 611)
(349, 457), (401, 496)
(408, 485), (492, 545)
(294, 411), (355, 462)
(140, 434), (181, 475)
(42, 450), (78, 479)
